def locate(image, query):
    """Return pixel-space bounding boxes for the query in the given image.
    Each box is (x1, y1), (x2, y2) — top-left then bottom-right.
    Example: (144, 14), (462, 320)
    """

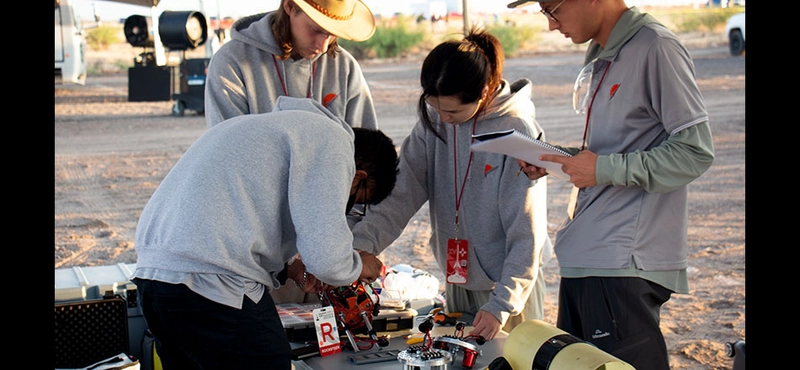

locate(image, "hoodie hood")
(584, 6), (662, 65)
(272, 96), (354, 139)
(229, 12), (284, 56)
(427, 78), (537, 134)
(481, 78), (536, 126)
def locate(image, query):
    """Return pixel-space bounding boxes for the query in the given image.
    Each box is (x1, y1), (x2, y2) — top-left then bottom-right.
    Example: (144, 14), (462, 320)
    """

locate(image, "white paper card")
(313, 306), (342, 357)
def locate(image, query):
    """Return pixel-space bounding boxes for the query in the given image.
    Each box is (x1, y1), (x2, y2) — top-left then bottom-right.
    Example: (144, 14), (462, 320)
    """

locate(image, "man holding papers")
(508, 0), (715, 369)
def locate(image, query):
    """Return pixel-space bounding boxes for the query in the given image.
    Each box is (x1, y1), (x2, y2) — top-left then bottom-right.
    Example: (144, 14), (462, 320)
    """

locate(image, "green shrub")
(340, 17), (424, 59)
(486, 24), (538, 58)
(663, 7), (742, 33)
(86, 63), (101, 76)
(86, 25), (121, 50)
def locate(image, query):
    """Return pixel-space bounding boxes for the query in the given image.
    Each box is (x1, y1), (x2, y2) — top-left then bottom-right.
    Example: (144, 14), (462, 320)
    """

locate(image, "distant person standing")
(204, 0), (378, 130)
(508, 1), (714, 369)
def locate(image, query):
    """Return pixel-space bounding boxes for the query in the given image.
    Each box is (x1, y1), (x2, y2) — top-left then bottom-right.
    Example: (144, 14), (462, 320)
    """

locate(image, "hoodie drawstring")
(272, 55), (316, 99)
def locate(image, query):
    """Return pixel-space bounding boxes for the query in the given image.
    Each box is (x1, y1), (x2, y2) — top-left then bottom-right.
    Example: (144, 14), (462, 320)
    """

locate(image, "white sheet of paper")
(471, 129), (572, 181)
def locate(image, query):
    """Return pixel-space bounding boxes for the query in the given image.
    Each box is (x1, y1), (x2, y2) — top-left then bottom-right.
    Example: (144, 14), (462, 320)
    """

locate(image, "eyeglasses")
(573, 61), (594, 115)
(348, 203), (368, 218)
(346, 179), (369, 217)
(541, 0), (568, 23)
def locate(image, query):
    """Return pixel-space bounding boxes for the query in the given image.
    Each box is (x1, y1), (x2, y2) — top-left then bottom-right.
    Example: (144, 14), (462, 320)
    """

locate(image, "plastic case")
(55, 296), (130, 368)
(278, 302), (417, 342)
(54, 263), (147, 361)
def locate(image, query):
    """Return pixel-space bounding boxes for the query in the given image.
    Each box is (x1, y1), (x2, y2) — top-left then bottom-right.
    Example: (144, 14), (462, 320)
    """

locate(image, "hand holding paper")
(516, 158), (549, 180)
(541, 150), (598, 188)
(471, 129), (573, 181)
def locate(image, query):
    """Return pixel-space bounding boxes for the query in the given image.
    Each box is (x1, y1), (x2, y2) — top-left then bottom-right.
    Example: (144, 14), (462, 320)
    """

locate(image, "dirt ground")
(55, 29), (743, 370)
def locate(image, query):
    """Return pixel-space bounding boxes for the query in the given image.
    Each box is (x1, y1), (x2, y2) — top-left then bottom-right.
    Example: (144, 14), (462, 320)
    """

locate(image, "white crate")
(55, 263), (137, 303)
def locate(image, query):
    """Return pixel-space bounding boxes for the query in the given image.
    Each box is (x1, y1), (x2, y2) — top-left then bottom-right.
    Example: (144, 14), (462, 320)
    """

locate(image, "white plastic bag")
(380, 264), (439, 300)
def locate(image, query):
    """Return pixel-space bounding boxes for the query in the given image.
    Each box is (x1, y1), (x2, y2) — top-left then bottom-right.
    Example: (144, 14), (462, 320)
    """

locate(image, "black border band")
(532, 333), (582, 370)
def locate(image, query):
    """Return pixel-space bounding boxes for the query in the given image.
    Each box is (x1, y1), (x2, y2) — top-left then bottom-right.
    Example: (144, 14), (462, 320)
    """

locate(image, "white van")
(725, 12), (745, 56)
(55, 0), (87, 85)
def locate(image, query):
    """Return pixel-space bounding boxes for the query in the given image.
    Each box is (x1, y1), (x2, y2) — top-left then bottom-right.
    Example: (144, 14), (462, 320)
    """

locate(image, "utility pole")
(198, 0), (213, 57)
(462, 0), (469, 35)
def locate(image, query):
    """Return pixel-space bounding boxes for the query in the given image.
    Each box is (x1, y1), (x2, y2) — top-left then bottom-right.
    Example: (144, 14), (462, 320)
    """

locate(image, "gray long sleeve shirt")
(133, 97), (363, 308)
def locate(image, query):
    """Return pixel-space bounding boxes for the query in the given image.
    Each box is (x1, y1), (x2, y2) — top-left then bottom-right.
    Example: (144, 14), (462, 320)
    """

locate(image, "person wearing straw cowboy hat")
(205, 0), (379, 131)
(204, 0), (382, 305)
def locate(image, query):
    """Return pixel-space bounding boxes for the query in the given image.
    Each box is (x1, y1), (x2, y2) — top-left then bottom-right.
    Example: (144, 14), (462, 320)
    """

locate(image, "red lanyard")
(453, 114), (479, 231)
(581, 61), (611, 151)
(272, 55), (316, 99)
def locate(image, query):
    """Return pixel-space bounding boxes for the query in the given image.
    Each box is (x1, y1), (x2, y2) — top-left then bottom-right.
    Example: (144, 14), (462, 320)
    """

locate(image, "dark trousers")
(557, 276), (672, 370)
(133, 278), (292, 370)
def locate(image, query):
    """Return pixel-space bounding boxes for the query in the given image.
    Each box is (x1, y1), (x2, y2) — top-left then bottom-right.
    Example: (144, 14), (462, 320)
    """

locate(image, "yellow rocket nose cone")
(503, 320), (637, 370)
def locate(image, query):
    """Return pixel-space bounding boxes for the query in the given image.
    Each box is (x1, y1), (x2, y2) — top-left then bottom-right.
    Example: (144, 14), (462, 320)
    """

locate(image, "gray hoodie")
(133, 97), (363, 308)
(204, 11), (378, 130)
(352, 79), (553, 325)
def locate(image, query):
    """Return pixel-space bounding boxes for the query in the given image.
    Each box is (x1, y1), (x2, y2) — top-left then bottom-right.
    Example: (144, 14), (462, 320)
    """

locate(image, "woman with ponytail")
(351, 28), (553, 341)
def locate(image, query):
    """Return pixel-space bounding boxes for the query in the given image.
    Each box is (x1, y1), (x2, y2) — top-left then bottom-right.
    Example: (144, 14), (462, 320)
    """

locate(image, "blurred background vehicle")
(707, 0), (745, 7)
(725, 12), (745, 56)
(55, 0), (95, 85)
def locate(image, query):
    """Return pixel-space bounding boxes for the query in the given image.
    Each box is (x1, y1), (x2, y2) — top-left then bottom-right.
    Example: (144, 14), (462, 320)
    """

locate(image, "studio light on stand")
(125, 10), (210, 117)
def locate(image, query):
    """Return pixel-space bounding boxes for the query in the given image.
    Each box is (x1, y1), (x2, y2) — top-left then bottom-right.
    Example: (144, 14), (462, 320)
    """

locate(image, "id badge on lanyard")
(447, 115), (478, 285)
(446, 238), (468, 284)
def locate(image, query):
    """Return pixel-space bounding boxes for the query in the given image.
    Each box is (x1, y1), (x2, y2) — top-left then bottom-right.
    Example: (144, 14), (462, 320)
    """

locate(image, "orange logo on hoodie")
(609, 84), (620, 100)
(323, 93), (337, 107)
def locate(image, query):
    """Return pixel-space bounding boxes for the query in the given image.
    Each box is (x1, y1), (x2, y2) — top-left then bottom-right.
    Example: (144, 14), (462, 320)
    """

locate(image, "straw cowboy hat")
(291, 0), (376, 41)
(507, 0), (556, 8)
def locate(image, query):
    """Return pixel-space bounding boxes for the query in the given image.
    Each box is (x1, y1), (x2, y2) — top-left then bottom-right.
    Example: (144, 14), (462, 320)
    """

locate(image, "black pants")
(134, 278), (292, 369)
(557, 276), (672, 370)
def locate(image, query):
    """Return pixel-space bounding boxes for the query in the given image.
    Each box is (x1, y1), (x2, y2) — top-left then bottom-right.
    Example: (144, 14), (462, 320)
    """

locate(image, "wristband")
(295, 268), (308, 289)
